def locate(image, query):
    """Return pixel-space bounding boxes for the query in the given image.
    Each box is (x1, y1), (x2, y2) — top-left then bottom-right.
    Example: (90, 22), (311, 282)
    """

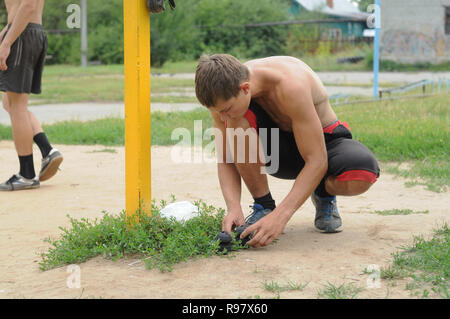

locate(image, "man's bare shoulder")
(245, 56), (312, 72)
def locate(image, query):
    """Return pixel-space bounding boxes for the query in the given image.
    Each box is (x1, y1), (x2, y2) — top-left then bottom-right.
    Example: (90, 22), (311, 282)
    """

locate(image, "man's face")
(210, 82), (251, 122)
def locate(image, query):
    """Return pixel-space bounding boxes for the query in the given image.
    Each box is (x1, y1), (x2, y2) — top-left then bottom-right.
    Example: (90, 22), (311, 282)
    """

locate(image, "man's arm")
(241, 83), (328, 247)
(0, 0), (39, 70)
(0, 25), (8, 42)
(210, 111), (246, 233)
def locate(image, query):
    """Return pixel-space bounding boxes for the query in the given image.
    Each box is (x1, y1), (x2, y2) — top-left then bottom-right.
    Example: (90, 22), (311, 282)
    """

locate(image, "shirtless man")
(0, 0), (63, 191)
(195, 54), (379, 249)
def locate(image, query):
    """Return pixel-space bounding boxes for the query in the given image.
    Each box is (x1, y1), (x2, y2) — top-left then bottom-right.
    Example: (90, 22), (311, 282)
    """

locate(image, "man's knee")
(2, 93), (9, 113)
(5, 92), (30, 113)
(340, 180), (374, 196)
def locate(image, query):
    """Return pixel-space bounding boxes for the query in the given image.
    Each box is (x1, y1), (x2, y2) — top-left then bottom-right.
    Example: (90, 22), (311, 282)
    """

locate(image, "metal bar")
(334, 93), (444, 106)
(197, 18), (367, 29)
(81, 0), (88, 67)
(373, 0), (380, 99)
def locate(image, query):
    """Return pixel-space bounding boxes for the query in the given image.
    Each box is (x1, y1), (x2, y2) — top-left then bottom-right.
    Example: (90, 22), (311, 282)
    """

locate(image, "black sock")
(19, 154), (36, 179)
(314, 177), (333, 198)
(253, 192), (276, 210)
(33, 132), (52, 158)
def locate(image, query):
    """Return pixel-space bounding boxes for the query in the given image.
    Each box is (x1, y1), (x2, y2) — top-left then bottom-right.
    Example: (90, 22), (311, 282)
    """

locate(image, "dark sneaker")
(215, 231), (233, 253)
(39, 148), (63, 182)
(0, 174), (40, 191)
(311, 192), (342, 233)
(216, 204), (273, 252)
(236, 203), (273, 245)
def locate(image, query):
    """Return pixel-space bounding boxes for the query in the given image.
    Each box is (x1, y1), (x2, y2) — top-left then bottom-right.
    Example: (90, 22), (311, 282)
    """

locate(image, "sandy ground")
(0, 141), (448, 299)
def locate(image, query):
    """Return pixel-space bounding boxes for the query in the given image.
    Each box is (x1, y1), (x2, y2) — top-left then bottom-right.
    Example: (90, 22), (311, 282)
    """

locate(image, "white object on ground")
(159, 201), (199, 222)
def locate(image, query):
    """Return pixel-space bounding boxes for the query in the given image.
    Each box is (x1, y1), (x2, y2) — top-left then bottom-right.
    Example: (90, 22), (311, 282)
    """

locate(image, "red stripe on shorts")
(337, 170), (378, 183)
(323, 120), (351, 134)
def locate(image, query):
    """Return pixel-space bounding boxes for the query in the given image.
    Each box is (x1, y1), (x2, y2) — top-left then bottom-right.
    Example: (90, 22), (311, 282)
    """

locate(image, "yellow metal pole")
(123, 0), (151, 218)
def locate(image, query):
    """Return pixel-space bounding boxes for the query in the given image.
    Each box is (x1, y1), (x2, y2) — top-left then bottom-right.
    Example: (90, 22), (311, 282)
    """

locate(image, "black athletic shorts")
(0, 23), (47, 94)
(240, 100), (380, 183)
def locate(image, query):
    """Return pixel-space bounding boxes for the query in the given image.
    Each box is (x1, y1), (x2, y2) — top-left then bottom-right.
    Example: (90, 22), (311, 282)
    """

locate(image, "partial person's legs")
(313, 136), (379, 233)
(7, 92), (34, 159)
(3, 92), (43, 135)
(2, 92), (62, 181)
(3, 92), (51, 157)
(0, 91), (40, 191)
(226, 116), (276, 211)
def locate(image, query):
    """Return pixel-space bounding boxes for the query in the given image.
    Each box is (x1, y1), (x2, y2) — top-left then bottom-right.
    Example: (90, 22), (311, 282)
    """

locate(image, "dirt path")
(0, 142), (448, 299)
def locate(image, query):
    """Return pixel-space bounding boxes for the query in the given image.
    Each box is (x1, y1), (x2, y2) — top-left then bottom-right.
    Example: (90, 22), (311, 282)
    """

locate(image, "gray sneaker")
(39, 148), (63, 182)
(311, 192), (342, 233)
(0, 174), (40, 191)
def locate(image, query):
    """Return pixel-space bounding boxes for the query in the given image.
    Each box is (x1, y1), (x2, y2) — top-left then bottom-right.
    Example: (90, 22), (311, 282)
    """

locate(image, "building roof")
(294, 0), (370, 20)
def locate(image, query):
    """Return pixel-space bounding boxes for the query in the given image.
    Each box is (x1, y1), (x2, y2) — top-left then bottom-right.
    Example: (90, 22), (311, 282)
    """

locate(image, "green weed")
(317, 282), (364, 299)
(380, 223), (450, 298)
(39, 199), (247, 273)
(263, 280), (308, 293)
(374, 209), (429, 216)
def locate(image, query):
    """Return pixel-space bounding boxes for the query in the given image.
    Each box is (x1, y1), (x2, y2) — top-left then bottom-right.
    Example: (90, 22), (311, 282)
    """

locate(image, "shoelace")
(245, 204), (267, 225)
(6, 175), (18, 184)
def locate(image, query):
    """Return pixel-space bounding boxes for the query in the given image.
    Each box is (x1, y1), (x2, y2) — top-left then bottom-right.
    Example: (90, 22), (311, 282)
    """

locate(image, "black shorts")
(0, 23), (47, 94)
(243, 101), (380, 183)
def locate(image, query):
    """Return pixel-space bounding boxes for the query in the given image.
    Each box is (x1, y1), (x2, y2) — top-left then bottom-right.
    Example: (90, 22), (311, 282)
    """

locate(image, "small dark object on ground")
(337, 56), (365, 64)
(216, 231), (233, 252)
(216, 226), (251, 253)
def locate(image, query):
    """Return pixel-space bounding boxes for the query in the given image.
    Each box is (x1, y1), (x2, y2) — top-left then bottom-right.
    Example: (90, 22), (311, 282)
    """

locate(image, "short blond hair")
(195, 54), (249, 107)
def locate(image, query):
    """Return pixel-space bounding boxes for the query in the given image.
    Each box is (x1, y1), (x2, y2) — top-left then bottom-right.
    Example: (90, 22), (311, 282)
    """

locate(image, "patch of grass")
(0, 118), (125, 145)
(263, 280), (308, 294)
(383, 159), (449, 193)
(380, 265), (409, 280)
(323, 81), (403, 89)
(150, 95), (199, 104)
(151, 108), (212, 146)
(150, 78), (195, 92)
(31, 64), (196, 105)
(379, 60), (450, 72)
(44, 118), (125, 146)
(374, 209), (429, 216)
(380, 223), (450, 298)
(151, 60), (198, 74)
(39, 199), (247, 273)
(317, 282), (364, 299)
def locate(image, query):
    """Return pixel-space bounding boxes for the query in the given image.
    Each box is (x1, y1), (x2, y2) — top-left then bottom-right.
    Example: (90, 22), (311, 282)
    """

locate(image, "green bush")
(46, 33), (80, 64)
(150, 0), (291, 65)
(43, 0), (124, 65)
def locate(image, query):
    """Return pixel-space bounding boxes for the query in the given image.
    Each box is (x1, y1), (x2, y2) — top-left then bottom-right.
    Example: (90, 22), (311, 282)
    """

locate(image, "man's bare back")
(5, 0), (44, 24)
(245, 56), (337, 131)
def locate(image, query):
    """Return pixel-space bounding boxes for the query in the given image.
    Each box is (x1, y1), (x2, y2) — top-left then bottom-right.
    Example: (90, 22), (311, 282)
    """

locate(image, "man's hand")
(222, 208), (245, 234)
(240, 210), (288, 248)
(0, 43), (11, 71)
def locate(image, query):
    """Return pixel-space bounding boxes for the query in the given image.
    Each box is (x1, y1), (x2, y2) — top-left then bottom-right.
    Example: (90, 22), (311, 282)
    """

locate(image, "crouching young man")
(195, 54), (380, 248)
